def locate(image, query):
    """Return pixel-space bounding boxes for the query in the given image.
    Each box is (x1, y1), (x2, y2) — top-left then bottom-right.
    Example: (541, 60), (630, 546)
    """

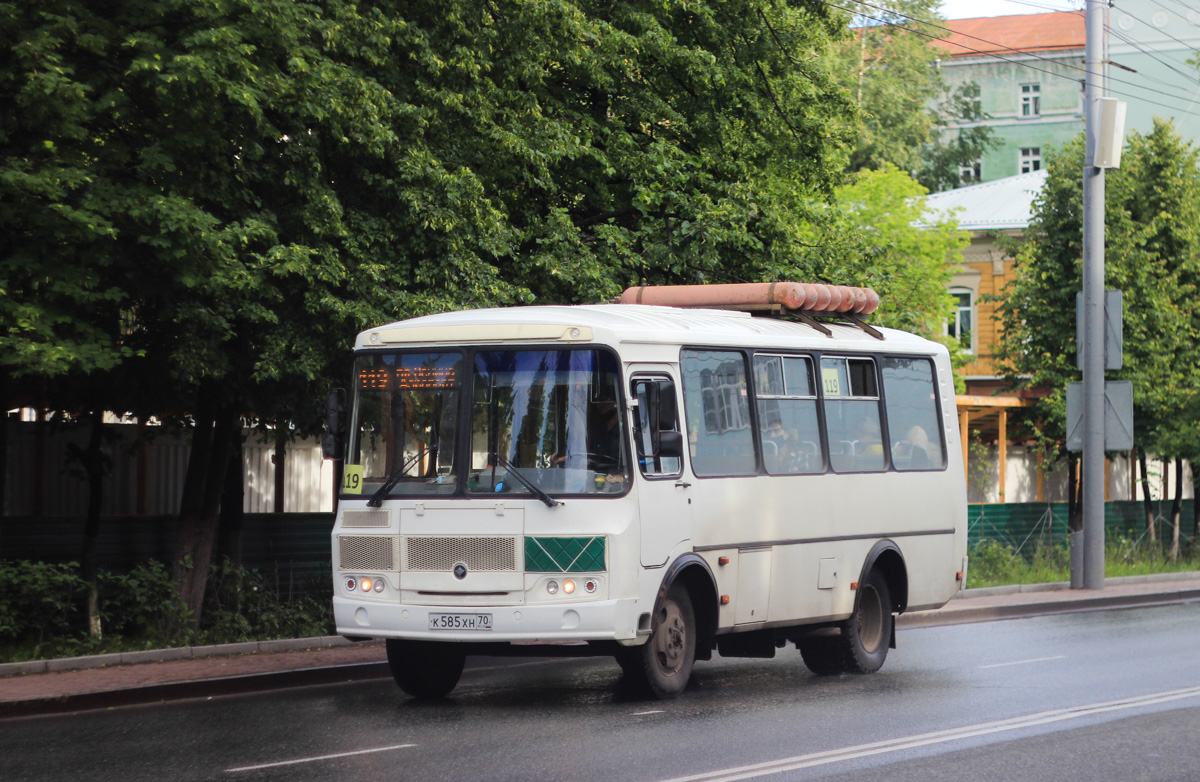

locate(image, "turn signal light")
(360, 577), (374, 592)
(563, 580), (576, 594)
(720, 595), (730, 605)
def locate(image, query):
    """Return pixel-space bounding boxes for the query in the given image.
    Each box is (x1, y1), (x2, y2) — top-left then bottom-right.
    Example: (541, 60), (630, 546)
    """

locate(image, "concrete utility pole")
(1080, 0), (1105, 590)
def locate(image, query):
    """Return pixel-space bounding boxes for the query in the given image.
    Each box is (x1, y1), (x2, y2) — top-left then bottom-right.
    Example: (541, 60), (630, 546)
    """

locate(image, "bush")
(0, 558), (333, 662)
(98, 560), (193, 648)
(200, 559), (333, 644)
(0, 560), (88, 650)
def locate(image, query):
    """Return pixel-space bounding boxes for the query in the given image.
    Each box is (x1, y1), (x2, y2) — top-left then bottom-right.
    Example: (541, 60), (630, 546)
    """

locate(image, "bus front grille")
(339, 536), (396, 571)
(405, 536), (518, 572)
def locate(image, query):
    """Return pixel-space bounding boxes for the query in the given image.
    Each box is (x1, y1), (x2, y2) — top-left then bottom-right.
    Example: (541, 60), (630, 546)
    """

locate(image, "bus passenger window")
(881, 357), (945, 470)
(821, 356), (885, 473)
(681, 350), (756, 477)
(753, 354), (823, 474)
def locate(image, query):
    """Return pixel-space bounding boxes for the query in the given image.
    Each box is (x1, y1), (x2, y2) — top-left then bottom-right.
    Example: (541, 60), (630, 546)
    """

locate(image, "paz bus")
(323, 282), (967, 700)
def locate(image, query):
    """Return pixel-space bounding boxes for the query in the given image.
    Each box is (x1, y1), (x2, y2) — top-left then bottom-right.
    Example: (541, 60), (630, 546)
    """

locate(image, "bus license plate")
(428, 613), (493, 631)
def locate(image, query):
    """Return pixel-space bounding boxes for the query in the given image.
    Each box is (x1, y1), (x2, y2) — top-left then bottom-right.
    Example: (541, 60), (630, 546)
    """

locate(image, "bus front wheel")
(619, 583), (696, 699)
(385, 639), (466, 698)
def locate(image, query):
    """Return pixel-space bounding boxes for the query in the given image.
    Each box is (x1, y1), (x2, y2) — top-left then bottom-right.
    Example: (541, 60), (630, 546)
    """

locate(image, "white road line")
(225, 743), (417, 773)
(653, 685), (1200, 782)
(978, 655), (1067, 669)
(633, 710), (666, 716)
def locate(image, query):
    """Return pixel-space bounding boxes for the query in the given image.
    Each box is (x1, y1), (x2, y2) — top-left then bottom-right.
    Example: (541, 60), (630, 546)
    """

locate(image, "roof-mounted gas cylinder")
(615, 281), (884, 339)
(616, 282), (880, 315)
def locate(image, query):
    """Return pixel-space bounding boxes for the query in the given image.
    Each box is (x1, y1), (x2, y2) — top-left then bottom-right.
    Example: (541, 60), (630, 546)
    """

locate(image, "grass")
(966, 535), (1200, 589)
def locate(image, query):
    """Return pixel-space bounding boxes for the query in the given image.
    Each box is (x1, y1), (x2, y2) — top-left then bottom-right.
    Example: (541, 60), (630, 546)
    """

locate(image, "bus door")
(629, 370), (691, 567)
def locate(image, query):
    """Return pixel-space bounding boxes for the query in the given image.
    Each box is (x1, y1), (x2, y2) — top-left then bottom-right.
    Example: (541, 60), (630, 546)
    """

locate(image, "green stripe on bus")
(524, 536), (606, 573)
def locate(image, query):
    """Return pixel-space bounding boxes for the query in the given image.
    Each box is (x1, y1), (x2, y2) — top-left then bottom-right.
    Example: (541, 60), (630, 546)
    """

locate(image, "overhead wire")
(1105, 24), (1200, 87)
(822, 0), (1200, 115)
(1110, 1), (1200, 56)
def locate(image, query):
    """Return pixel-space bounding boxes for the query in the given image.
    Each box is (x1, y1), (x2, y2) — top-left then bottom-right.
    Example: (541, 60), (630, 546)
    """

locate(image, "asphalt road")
(4, 602), (1200, 782)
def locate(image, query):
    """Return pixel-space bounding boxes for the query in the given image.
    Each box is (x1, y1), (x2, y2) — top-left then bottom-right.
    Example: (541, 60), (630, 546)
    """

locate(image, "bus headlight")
(546, 580), (559, 595)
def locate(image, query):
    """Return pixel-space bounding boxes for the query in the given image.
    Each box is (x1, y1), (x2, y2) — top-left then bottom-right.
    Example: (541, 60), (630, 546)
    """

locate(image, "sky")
(939, 0), (1081, 20)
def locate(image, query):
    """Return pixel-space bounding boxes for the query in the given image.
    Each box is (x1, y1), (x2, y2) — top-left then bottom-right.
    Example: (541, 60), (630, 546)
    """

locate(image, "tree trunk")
(80, 409), (105, 639)
(1170, 457), (1182, 560)
(173, 384), (237, 631)
(0, 372), (8, 554)
(1139, 449), (1155, 542)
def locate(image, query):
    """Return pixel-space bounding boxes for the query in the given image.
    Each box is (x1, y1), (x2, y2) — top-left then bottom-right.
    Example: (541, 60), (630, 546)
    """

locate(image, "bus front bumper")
(333, 596), (642, 644)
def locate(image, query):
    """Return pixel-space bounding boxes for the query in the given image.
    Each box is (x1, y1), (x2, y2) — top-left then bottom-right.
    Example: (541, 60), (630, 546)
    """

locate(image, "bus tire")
(840, 568), (893, 674)
(798, 638), (844, 676)
(619, 583), (696, 699)
(385, 639), (465, 699)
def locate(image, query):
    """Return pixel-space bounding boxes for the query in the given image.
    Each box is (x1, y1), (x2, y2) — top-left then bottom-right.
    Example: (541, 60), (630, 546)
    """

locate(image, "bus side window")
(681, 350), (757, 477)
(753, 354), (823, 475)
(821, 356), (886, 473)
(632, 378), (683, 478)
(881, 357), (946, 470)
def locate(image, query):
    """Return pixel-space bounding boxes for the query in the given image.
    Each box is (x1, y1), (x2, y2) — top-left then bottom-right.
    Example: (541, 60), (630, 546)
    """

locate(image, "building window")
(1020, 83), (1041, 118)
(959, 159), (981, 185)
(948, 287), (973, 353)
(1019, 147), (1042, 174)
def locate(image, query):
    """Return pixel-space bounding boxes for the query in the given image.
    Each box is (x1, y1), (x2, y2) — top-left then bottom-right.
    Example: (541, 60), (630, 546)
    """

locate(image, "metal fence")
(968, 500), (1197, 553)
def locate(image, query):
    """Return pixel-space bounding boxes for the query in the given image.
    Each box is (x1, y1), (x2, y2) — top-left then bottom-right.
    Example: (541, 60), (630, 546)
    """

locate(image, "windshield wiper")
(366, 451), (422, 507)
(489, 451), (560, 508)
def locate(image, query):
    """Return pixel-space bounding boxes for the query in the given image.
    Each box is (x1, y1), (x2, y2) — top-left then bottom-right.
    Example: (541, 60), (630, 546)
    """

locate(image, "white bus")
(325, 282), (967, 700)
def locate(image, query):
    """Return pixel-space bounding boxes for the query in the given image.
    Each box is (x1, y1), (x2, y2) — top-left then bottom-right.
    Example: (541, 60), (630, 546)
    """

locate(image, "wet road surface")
(3, 601), (1199, 782)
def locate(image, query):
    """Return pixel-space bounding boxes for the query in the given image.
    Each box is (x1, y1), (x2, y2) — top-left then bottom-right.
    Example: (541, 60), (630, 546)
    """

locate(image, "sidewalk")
(3, 572), (1199, 718)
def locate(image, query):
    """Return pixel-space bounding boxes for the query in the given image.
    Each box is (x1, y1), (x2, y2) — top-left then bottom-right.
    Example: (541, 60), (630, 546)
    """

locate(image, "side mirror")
(658, 430), (684, 459)
(322, 388), (345, 460)
(656, 379), (677, 425)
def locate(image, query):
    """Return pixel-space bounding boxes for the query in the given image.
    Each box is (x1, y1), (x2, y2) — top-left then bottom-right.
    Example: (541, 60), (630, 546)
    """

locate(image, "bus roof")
(354, 304), (944, 356)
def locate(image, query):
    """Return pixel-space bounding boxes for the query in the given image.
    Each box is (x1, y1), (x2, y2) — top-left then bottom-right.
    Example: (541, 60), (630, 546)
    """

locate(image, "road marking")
(653, 685), (1200, 782)
(978, 654), (1067, 669)
(633, 710), (666, 716)
(225, 744), (416, 773)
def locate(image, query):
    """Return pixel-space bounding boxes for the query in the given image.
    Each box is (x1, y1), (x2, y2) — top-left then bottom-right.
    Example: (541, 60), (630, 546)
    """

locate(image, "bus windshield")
(347, 352), (464, 497)
(344, 348), (628, 499)
(468, 349), (628, 497)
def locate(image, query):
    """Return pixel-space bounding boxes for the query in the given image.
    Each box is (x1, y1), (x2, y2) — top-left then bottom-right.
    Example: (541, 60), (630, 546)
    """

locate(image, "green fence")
(968, 501), (1197, 552)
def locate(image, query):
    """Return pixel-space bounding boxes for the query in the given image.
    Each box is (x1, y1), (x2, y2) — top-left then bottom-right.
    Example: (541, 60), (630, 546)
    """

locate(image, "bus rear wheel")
(618, 583), (696, 699)
(799, 569), (893, 675)
(385, 639), (466, 699)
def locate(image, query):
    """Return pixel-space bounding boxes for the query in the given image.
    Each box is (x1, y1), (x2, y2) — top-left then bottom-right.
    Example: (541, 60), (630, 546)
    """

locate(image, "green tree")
(3, 0), (864, 624)
(800, 164), (967, 342)
(993, 122), (1200, 549)
(820, 0), (993, 189)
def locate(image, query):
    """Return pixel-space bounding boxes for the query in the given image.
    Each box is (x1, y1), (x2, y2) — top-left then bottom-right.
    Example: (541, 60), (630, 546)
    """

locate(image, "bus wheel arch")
(858, 540), (908, 616)
(662, 554), (719, 662)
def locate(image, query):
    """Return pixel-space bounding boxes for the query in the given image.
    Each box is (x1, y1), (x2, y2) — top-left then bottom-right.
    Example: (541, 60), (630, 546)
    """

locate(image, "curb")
(957, 570), (1200, 599)
(900, 585), (1200, 628)
(0, 635), (358, 679)
(1, 661), (392, 721)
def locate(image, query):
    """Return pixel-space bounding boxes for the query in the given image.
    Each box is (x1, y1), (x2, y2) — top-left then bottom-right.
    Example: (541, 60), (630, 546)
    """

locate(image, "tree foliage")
(820, 0), (994, 191)
(5, 0), (901, 621)
(993, 121), (1200, 467)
